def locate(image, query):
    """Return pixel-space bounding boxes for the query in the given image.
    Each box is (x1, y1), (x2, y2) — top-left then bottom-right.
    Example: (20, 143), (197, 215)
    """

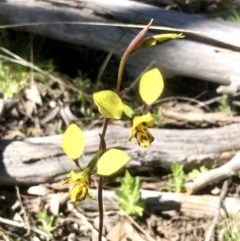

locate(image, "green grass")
(213, 2), (240, 23)
(0, 29), (56, 98)
(0, 28), (113, 123)
(0, 61), (28, 98)
(219, 213), (240, 241)
(218, 94), (235, 114)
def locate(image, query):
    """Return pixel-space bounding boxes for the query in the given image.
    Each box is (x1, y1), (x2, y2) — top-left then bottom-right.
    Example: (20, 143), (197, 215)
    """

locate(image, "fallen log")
(1, 0), (240, 91)
(76, 189), (240, 219)
(32, 183), (237, 219)
(162, 109), (240, 126)
(0, 124), (240, 185)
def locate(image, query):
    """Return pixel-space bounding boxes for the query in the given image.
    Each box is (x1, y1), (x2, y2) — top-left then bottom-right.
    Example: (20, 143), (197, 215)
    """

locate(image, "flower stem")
(116, 55), (127, 94)
(98, 118), (110, 241)
(100, 118), (110, 141)
(98, 175), (104, 241)
(142, 102), (148, 114)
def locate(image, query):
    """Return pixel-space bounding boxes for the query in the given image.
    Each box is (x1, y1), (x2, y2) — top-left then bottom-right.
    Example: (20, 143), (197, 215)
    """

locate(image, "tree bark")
(78, 189), (240, 219)
(0, 124), (240, 185)
(185, 152), (240, 194)
(1, 0), (240, 90)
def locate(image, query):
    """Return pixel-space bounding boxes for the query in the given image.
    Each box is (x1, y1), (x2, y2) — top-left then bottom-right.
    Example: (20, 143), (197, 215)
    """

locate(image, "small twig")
(123, 212), (155, 241)
(1, 229), (29, 241)
(136, 95), (211, 112)
(15, 186), (31, 235)
(31, 227), (52, 239)
(220, 199), (235, 240)
(0, 217), (24, 228)
(204, 180), (229, 241)
(125, 61), (155, 94)
(221, 200), (231, 220)
(196, 96), (223, 108)
(0, 230), (10, 241)
(29, 34), (34, 85)
(0, 214), (51, 239)
(74, 207), (107, 241)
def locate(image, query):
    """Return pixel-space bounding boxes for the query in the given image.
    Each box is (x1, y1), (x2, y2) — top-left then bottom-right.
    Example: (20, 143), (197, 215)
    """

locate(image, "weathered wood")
(162, 109), (240, 126)
(0, 124), (240, 185)
(78, 189), (240, 219)
(185, 152), (240, 194)
(1, 0), (240, 89)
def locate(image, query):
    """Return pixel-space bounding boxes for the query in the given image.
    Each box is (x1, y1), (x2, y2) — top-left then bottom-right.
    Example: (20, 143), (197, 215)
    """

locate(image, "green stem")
(98, 118), (110, 241)
(116, 55), (127, 94)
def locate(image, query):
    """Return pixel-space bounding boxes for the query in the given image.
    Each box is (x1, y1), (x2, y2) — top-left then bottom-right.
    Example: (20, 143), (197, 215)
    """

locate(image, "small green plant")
(227, 8), (240, 23)
(188, 165), (207, 179)
(163, 163), (185, 193)
(115, 170), (145, 216)
(219, 213), (240, 241)
(56, 128), (64, 135)
(73, 70), (93, 123)
(213, 2), (240, 23)
(35, 209), (59, 234)
(218, 94), (234, 114)
(0, 29), (57, 99)
(0, 61), (28, 98)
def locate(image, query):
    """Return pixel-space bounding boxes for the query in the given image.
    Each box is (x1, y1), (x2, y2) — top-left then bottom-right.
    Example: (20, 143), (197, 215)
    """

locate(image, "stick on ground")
(185, 152), (240, 194)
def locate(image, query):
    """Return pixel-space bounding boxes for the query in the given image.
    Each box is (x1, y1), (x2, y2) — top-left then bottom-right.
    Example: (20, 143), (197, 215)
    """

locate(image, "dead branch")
(162, 109), (240, 126)
(185, 152), (240, 194)
(0, 0), (240, 91)
(204, 180), (229, 241)
(79, 188), (240, 219)
(0, 124), (240, 185)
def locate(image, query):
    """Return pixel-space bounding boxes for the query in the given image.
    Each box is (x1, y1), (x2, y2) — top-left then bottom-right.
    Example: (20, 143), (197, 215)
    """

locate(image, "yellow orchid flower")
(124, 68), (164, 147)
(62, 124), (130, 202)
(63, 169), (95, 202)
(128, 113), (155, 147)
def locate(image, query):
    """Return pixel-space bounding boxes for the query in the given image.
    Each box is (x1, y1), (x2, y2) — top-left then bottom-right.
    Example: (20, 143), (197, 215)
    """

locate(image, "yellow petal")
(97, 149), (130, 176)
(141, 33), (184, 49)
(139, 68), (164, 105)
(62, 123), (85, 160)
(64, 170), (80, 184)
(135, 124), (154, 147)
(93, 90), (123, 119)
(69, 181), (87, 202)
(132, 113), (155, 129)
(153, 33), (184, 42)
(127, 129), (136, 143)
